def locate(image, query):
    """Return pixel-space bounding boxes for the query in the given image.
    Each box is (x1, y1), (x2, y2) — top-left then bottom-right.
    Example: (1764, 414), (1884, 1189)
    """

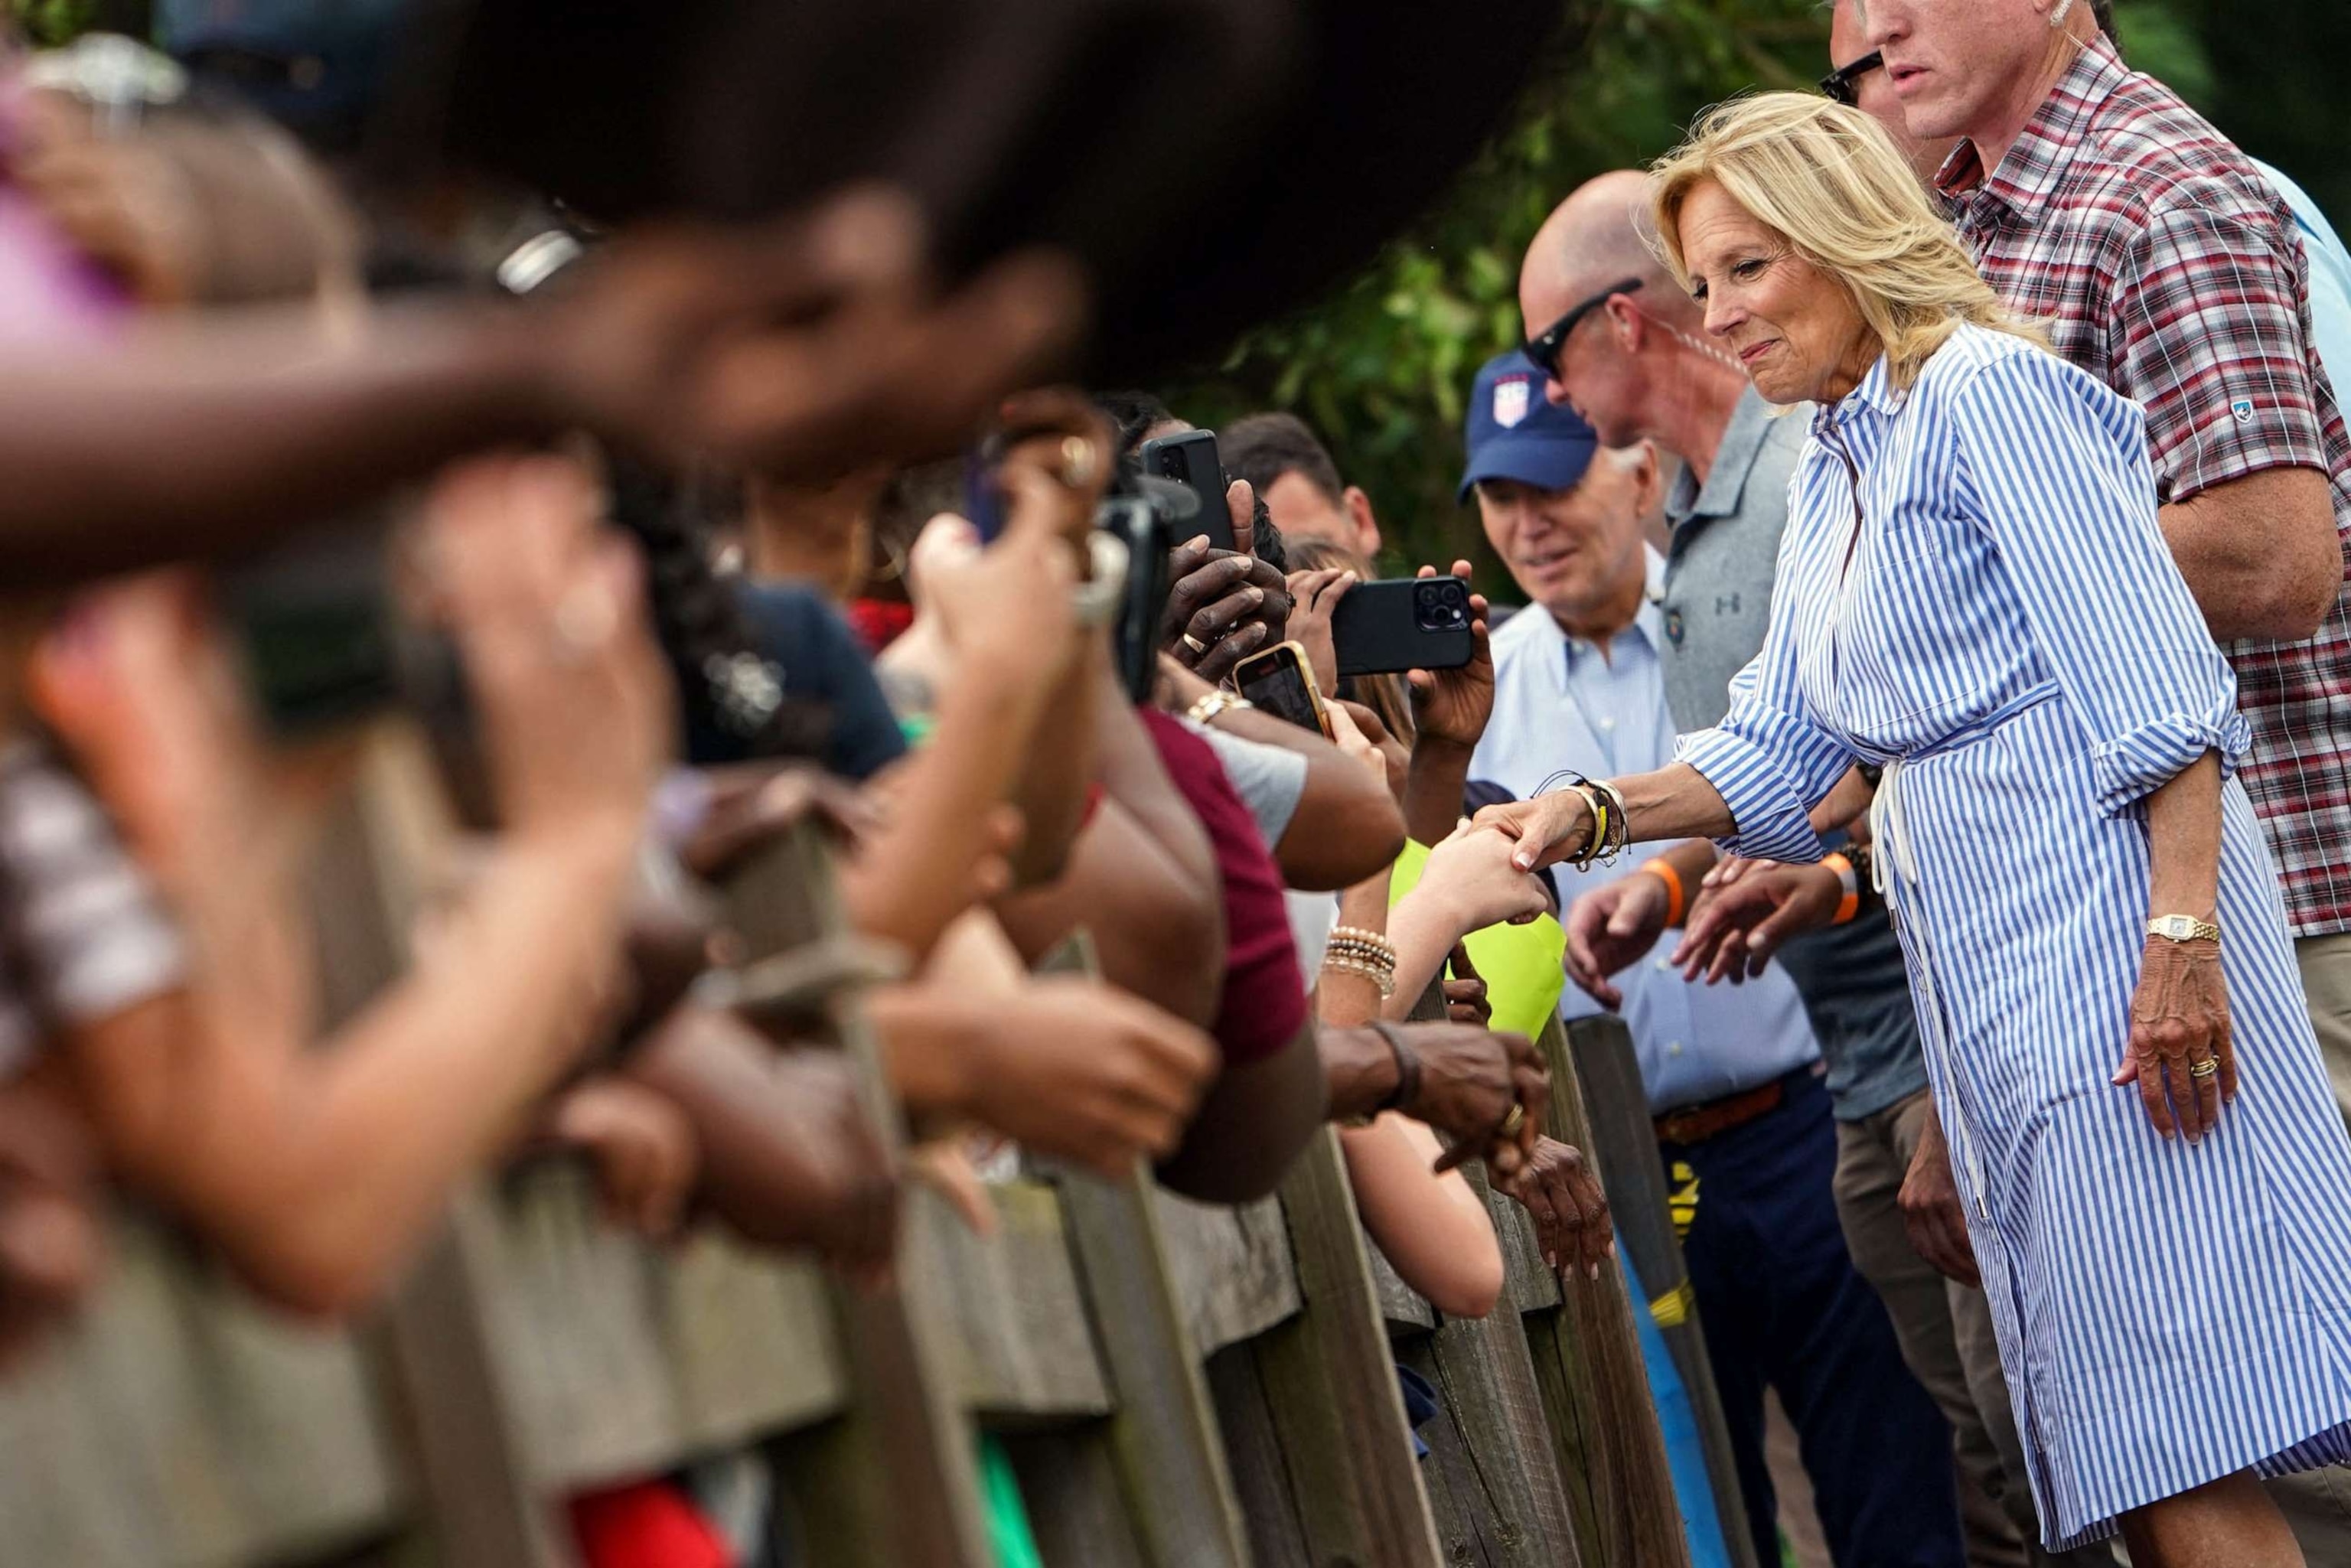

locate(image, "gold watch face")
(2150, 915), (2212, 941)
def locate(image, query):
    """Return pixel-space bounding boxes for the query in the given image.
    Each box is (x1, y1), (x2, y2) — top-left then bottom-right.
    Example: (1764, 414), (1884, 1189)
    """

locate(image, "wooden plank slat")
(1202, 1342), (1313, 1568)
(0, 1212), (407, 1568)
(1147, 1190), (1301, 1355)
(461, 1160), (849, 1489)
(917, 1182), (1110, 1422)
(1562, 1014), (1752, 1568)
(1049, 1162), (1252, 1566)
(659, 1231), (848, 1453)
(1521, 1014), (1697, 1568)
(1001, 1429), (1152, 1568)
(1409, 1162), (1583, 1568)
(329, 727), (570, 1568)
(721, 824), (992, 1568)
(1226, 1128), (1443, 1568)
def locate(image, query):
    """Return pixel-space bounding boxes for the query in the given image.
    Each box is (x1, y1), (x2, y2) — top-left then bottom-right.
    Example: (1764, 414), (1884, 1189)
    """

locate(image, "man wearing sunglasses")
(1821, 0), (1958, 184)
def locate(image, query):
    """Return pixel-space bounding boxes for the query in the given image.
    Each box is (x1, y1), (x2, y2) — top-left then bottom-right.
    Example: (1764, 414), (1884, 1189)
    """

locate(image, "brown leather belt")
(1653, 1079), (1784, 1146)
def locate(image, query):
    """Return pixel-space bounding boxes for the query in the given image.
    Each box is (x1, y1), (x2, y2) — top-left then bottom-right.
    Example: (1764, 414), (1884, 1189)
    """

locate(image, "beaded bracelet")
(1328, 926), (1397, 960)
(1323, 954), (1396, 998)
(1323, 925), (1398, 997)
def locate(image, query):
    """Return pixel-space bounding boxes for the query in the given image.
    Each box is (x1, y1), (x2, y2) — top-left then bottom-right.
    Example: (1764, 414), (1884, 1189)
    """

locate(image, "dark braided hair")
(605, 456), (832, 762)
(1094, 390), (1290, 571)
(485, 226), (829, 763)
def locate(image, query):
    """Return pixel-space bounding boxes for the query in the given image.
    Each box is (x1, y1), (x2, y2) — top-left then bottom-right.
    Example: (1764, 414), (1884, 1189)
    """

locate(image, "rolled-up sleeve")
(2085, 710), (2252, 817)
(1673, 536), (1854, 865)
(1952, 350), (2251, 815)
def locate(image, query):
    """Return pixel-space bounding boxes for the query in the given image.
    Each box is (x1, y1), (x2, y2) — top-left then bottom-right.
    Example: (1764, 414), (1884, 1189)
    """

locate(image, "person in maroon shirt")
(1138, 709), (1550, 1202)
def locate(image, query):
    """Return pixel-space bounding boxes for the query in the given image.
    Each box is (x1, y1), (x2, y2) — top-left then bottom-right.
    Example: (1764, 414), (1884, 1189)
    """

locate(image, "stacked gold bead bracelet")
(1323, 926), (1399, 997)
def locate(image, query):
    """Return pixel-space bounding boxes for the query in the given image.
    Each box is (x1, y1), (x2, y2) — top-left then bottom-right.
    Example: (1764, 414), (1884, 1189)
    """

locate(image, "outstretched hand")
(547, 188), (1087, 479)
(1564, 874), (1671, 1009)
(1470, 790), (1595, 874)
(1671, 860), (1843, 984)
(1494, 1136), (1613, 1282)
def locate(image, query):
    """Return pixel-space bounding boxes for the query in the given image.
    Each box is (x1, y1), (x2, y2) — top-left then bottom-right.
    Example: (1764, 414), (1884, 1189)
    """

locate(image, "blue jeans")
(1661, 1067), (1965, 1568)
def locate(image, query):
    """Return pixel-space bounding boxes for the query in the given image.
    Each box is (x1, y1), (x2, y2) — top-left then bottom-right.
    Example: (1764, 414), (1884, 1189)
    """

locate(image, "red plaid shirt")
(1940, 34), (2351, 937)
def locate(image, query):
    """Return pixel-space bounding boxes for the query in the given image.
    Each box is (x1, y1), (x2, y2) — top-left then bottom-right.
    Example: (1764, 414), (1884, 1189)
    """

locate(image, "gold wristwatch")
(2147, 914), (2222, 944)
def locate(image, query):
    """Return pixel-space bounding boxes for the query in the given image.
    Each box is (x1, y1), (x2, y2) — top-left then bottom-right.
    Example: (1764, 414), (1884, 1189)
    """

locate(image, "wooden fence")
(0, 726), (1740, 1568)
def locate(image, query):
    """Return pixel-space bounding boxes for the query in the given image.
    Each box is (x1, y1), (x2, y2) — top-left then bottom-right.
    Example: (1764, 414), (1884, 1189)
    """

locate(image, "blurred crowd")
(2, 1), (2349, 1566)
(0, 0), (1596, 1488)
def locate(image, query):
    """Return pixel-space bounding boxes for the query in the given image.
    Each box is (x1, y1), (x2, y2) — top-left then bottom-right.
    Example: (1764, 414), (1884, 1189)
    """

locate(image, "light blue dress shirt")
(1470, 549), (1820, 1115)
(2253, 161), (2351, 401)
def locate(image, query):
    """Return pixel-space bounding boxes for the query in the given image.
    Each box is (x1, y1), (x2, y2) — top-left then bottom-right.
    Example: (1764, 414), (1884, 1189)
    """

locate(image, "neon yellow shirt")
(1387, 839), (1565, 1042)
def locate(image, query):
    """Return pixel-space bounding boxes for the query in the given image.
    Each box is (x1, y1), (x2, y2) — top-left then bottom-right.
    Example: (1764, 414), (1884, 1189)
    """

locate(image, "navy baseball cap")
(1457, 349), (1599, 503)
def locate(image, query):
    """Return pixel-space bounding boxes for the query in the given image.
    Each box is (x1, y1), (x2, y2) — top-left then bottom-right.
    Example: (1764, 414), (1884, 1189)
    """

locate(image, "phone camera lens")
(1414, 579), (1469, 633)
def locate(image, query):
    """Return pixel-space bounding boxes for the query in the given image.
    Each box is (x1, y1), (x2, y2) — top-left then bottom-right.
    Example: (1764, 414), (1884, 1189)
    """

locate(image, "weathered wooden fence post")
(1557, 1012), (1756, 1568)
(719, 817), (993, 1568)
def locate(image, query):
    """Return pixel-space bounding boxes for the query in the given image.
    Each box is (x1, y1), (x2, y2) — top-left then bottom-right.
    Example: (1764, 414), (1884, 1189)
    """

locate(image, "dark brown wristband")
(1368, 1021), (1422, 1117)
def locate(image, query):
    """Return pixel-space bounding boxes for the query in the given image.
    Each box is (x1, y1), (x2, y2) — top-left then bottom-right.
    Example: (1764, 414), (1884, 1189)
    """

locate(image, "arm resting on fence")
(996, 684), (1225, 1025)
(624, 1003), (896, 1266)
(1340, 1115), (1503, 1319)
(1154, 1018), (1327, 1204)
(46, 827), (636, 1319)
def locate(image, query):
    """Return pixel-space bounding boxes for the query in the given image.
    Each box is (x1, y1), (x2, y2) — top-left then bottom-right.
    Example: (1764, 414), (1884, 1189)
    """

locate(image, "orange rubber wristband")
(1823, 852), (1860, 925)
(1642, 858), (1687, 927)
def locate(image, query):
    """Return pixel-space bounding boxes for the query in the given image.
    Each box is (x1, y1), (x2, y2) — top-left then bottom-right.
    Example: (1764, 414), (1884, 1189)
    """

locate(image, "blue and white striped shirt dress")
(1676, 324), (2351, 1551)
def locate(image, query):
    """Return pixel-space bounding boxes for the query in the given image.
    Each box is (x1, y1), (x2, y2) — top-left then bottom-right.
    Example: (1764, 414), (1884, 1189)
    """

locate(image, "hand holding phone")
(1329, 575), (1475, 676)
(1137, 429), (1235, 553)
(1231, 641), (1331, 738)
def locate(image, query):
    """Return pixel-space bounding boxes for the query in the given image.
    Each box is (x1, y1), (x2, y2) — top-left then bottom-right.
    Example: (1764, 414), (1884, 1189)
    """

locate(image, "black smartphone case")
(1139, 432), (1236, 553)
(1330, 579), (1474, 677)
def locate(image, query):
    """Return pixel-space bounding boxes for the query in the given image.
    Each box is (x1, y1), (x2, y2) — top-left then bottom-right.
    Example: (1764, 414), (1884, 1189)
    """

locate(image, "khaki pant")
(1833, 1090), (2115, 1567)
(2267, 935), (2351, 1561)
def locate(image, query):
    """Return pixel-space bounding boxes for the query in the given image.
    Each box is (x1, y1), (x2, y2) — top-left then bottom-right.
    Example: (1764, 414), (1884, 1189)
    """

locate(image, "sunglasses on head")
(1521, 277), (1644, 381)
(1819, 50), (1883, 106)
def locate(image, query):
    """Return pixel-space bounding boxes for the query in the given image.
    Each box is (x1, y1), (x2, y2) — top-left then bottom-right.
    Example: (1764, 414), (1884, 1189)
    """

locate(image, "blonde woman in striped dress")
(1474, 93), (2351, 1567)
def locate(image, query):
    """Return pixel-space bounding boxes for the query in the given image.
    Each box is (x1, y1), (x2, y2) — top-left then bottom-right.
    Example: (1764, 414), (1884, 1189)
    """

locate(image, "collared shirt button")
(1599, 716), (1617, 732)
(1654, 957), (1673, 972)
(1668, 1041), (1684, 1056)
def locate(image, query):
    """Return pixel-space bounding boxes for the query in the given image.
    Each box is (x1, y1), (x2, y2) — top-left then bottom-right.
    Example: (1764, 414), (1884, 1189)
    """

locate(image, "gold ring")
(1059, 435), (1097, 489)
(1501, 1103), (1527, 1137)
(1181, 633), (1209, 655)
(2189, 1057), (2221, 1078)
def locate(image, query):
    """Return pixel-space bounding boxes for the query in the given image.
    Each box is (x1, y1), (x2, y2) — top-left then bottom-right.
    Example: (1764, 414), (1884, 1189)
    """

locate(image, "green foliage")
(1172, 0), (2351, 588)
(1172, 0), (1841, 581)
(8, 0), (98, 47)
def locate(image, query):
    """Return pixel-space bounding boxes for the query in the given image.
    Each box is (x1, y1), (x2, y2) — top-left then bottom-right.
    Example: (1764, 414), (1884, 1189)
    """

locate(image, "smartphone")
(1136, 429), (1235, 553)
(1232, 641), (1332, 738)
(962, 447), (1009, 543)
(1330, 576), (1475, 677)
(220, 523), (406, 739)
(1095, 494), (1175, 703)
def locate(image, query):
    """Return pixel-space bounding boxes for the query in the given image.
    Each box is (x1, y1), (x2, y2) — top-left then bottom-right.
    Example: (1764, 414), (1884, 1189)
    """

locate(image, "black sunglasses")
(1819, 51), (1883, 106)
(1521, 277), (1644, 380)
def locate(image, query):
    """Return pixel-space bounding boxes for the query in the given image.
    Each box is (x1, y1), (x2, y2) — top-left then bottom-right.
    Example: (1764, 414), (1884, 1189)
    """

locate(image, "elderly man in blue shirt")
(1459, 351), (1965, 1568)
